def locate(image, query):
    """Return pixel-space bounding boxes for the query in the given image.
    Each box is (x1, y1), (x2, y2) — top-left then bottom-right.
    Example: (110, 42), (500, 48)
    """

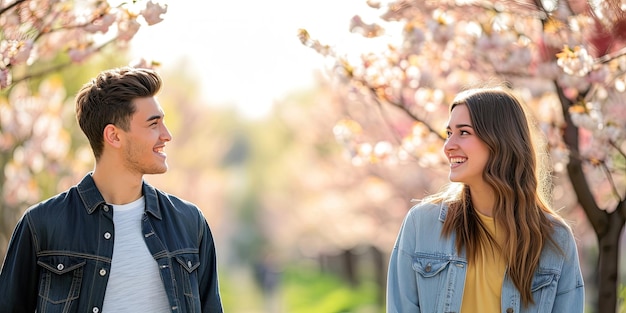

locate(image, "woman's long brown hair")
(436, 86), (565, 307)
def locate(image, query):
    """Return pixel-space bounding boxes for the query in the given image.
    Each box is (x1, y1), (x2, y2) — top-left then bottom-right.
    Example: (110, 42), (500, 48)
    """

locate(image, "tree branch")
(598, 159), (623, 203)
(365, 86), (445, 141)
(609, 140), (626, 163)
(555, 80), (608, 235)
(0, 0), (26, 16)
(9, 37), (116, 86)
(597, 45), (626, 64)
(618, 198), (626, 220)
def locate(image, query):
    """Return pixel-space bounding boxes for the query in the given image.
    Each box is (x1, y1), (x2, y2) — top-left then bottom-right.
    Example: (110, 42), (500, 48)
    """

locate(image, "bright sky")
(130, 0), (384, 119)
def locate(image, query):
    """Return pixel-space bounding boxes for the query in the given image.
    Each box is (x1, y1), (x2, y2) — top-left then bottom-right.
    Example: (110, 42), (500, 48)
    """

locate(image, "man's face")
(120, 97), (172, 175)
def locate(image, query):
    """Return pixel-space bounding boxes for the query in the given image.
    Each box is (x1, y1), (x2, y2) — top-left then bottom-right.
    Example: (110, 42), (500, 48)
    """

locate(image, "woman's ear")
(103, 124), (122, 148)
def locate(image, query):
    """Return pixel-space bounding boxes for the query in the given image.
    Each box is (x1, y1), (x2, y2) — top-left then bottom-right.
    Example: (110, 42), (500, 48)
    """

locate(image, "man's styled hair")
(75, 67), (162, 160)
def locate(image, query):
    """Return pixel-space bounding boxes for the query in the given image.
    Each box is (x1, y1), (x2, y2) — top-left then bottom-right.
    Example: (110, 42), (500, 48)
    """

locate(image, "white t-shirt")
(102, 197), (170, 313)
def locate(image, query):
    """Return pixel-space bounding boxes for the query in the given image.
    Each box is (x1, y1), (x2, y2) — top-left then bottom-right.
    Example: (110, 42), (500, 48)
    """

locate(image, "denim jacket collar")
(143, 182), (162, 220)
(76, 173), (162, 220)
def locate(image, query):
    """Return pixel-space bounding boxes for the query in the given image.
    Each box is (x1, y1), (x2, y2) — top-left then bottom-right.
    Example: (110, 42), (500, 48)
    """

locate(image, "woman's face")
(443, 104), (491, 189)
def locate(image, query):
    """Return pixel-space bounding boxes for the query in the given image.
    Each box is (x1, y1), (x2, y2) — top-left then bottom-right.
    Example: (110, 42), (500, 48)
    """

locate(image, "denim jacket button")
(99, 269), (107, 276)
(92, 307), (99, 313)
(187, 261), (192, 268)
(104, 232), (111, 240)
(57, 263), (64, 271)
(102, 205), (109, 212)
(425, 263), (432, 272)
(506, 308), (514, 313)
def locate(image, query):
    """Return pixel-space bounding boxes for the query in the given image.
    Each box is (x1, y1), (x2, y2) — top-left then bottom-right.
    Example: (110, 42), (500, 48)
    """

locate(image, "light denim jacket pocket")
(412, 256), (453, 311)
(413, 257), (451, 277)
(529, 269), (559, 309)
(409, 254), (466, 312)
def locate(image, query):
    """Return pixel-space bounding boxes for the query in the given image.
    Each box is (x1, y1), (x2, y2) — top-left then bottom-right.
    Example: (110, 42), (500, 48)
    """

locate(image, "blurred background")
(1, 0), (626, 312)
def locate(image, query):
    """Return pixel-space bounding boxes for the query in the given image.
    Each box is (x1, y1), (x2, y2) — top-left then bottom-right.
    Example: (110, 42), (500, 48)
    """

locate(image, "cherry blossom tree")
(0, 0), (166, 257)
(300, 0), (626, 311)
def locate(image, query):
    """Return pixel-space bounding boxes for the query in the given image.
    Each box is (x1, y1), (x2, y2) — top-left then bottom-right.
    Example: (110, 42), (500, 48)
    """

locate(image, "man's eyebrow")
(146, 114), (163, 122)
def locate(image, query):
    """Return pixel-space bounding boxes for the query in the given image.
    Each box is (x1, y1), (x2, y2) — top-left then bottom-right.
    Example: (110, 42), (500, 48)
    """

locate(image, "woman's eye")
(460, 130), (470, 135)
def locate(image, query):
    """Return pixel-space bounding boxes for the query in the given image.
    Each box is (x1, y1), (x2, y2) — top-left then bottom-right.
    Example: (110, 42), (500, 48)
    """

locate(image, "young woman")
(386, 86), (584, 312)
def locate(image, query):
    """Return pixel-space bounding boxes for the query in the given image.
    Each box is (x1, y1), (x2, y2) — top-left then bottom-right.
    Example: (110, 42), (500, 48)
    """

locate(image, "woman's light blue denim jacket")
(386, 202), (584, 313)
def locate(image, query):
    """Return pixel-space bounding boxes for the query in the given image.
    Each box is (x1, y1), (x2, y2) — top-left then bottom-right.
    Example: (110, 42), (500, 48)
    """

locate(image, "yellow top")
(460, 211), (507, 313)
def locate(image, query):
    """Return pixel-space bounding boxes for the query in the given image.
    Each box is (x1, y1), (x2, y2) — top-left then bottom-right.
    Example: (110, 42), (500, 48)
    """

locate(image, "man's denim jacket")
(0, 173), (223, 313)
(387, 202), (584, 313)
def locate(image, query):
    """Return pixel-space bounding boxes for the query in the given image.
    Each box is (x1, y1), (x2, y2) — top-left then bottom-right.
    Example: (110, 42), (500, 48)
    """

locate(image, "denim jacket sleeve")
(551, 223), (585, 313)
(197, 215), (223, 313)
(0, 211), (39, 312)
(386, 204), (422, 312)
(159, 191), (223, 313)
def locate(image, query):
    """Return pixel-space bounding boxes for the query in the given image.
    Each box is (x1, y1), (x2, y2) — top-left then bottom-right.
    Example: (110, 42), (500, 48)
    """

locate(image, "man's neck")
(92, 162), (143, 205)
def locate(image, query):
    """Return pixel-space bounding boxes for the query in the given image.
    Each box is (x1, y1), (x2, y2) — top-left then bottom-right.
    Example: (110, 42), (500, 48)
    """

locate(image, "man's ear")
(103, 124), (122, 148)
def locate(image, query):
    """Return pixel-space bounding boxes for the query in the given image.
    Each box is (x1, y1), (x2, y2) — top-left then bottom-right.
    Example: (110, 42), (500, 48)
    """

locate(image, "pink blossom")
(68, 46), (94, 63)
(556, 45), (595, 77)
(0, 68), (12, 89)
(427, 9), (455, 44)
(605, 98), (626, 126)
(10, 39), (34, 65)
(534, 62), (560, 80)
(141, 1), (167, 26)
(37, 31), (75, 59)
(1, 39), (34, 66)
(587, 64), (609, 84)
(117, 18), (141, 42)
(128, 57), (160, 69)
(350, 15), (384, 38)
(84, 13), (116, 33)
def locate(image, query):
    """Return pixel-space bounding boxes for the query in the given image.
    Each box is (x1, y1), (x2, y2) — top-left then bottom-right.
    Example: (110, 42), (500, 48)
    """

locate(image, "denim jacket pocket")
(411, 257), (455, 310)
(530, 270), (558, 310)
(37, 255), (86, 309)
(413, 257), (450, 277)
(176, 253), (200, 273)
(174, 253), (201, 311)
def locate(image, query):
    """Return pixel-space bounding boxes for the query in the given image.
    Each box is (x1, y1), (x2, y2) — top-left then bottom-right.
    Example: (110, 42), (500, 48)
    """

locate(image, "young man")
(0, 67), (223, 313)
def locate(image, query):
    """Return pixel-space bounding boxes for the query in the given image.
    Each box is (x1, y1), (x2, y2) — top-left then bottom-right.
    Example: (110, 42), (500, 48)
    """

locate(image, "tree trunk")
(371, 246), (386, 307)
(596, 213), (624, 313)
(342, 249), (358, 286)
(555, 81), (626, 313)
(0, 151), (10, 264)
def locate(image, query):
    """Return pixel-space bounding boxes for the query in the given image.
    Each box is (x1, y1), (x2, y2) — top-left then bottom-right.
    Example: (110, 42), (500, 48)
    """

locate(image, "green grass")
(282, 265), (382, 313)
(219, 262), (383, 313)
(617, 284), (626, 313)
